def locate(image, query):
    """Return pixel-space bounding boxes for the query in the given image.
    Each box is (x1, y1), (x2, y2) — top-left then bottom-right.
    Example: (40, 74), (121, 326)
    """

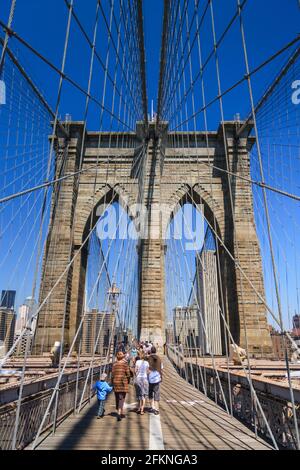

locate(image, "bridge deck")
(35, 359), (272, 451)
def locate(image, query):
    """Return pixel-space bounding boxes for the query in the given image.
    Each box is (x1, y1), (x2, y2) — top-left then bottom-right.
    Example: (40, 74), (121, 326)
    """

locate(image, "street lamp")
(107, 283), (122, 349)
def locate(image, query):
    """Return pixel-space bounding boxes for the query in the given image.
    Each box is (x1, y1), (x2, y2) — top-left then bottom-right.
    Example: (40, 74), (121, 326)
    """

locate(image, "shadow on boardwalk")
(34, 359), (272, 451)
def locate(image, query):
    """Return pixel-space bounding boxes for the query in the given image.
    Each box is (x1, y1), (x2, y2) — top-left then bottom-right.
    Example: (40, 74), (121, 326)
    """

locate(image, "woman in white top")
(134, 351), (149, 415)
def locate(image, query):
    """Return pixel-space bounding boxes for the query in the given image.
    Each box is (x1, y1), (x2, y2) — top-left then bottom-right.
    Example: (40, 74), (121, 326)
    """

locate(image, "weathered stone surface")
(34, 121), (273, 357)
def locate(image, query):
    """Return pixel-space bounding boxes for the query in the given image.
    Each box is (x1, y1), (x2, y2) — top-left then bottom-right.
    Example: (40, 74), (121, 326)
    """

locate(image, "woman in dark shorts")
(112, 352), (131, 421)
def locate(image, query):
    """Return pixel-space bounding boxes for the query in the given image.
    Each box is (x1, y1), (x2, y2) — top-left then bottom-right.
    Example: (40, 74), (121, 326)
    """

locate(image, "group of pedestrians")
(134, 343), (162, 416)
(93, 340), (163, 422)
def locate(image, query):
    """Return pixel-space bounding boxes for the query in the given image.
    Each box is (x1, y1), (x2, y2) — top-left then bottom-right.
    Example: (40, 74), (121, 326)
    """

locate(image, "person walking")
(134, 351), (149, 415)
(129, 344), (138, 370)
(130, 344), (138, 360)
(93, 373), (113, 419)
(117, 341), (125, 353)
(148, 346), (163, 415)
(112, 352), (131, 422)
(146, 342), (153, 356)
(138, 344), (144, 358)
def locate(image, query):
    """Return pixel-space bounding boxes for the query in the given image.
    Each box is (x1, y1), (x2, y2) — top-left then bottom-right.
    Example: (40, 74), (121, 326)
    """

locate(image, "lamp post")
(108, 283), (121, 352)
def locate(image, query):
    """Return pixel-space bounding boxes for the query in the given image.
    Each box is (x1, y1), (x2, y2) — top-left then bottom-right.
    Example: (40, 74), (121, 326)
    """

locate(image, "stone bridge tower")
(33, 120), (273, 357)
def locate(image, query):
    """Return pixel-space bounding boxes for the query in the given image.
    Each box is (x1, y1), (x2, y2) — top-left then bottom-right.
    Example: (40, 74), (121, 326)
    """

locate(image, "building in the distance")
(196, 250), (222, 356)
(14, 297), (37, 356)
(14, 331), (34, 356)
(269, 326), (293, 360)
(293, 314), (300, 329)
(0, 290), (16, 310)
(269, 315), (300, 360)
(291, 315), (300, 351)
(81, 310), (115, 356)
(173, 305), (201, 353)
(292, 314), (300, 335)
(15, 297), (37, 336)
(0, 307), (16, 355)
(0, 290), (17, 355)
(165, 322), (175, 345)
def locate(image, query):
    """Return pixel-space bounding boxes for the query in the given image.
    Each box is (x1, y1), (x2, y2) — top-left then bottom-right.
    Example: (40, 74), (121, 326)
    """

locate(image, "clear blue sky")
(0, 0), (299, 332)
(1, 0), (299, 122)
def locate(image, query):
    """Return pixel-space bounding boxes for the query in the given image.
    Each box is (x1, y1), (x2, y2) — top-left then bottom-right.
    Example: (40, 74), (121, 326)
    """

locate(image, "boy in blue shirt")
(93, 373), (113, 419)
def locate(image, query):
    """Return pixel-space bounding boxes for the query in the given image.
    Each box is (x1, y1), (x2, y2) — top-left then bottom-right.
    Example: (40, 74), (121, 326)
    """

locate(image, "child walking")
(93, 373), (113, 419)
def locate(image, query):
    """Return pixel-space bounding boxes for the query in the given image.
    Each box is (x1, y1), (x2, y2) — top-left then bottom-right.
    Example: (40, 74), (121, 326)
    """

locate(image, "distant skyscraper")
(1, 290), (16, 310)
(81, 310), (115, 356)
(0, 307), (16, 353)
(293, 314), (300, 330)
(173, 305), (201, 351)
(15, 297), (37, 336)
(0, 290), (16, 355)
(165, 322), (175, 345)
(15, 305), (28, 336)
(196, 250), (222, 356)
(14, 331), (33, 357)
(269, 326), (293, 361)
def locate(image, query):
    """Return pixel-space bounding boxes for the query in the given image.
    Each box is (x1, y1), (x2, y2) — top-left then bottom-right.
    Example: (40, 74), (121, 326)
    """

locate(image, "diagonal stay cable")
(0, 19), (137, 131)
(176, 195), (279, 449)
(0, 145), (143, 205)
(0, 0), (16, 75)
(236, 0), (300, 449)
(30, 143), (146, 448)
(0, 141), (146, 370)
(171, 34), (300, 130)
(162, 0), (248, 125)
(62, 0), (142, 125)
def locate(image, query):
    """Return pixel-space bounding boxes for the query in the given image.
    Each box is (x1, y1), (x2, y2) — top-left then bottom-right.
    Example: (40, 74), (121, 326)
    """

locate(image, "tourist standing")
(112, 352), (131, 422)
(148, 346), (163, 415)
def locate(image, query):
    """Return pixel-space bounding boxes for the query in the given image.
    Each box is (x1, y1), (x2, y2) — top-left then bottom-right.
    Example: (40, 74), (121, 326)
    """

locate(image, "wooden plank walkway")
(35, 359), (272, 451)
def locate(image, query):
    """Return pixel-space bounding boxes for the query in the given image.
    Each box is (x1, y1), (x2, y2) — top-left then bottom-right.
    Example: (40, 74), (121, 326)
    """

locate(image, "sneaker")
(154, 410), (160, 416)
(117, 415), (122, 422)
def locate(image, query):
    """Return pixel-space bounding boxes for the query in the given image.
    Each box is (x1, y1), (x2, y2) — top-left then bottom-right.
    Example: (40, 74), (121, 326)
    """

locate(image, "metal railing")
(167, 345), (300, 450)
(0, 365), (103, 450)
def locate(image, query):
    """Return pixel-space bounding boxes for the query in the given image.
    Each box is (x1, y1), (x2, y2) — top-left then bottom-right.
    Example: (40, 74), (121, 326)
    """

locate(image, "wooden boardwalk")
(35, 359), (272, 451)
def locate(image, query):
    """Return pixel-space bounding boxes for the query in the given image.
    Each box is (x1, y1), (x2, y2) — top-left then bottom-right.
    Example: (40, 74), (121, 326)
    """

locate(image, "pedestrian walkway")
(34, 359), (272, 450)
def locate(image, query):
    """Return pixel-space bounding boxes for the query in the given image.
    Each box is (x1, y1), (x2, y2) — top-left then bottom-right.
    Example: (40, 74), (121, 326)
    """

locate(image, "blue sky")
(1, 0), (299, 122)
(0, 1), (300, 332)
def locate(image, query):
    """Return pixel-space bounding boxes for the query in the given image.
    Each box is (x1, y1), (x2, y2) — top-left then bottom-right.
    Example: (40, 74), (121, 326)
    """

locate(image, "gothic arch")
(164, 183), (224, 241)
(74, 183), (138, 247)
